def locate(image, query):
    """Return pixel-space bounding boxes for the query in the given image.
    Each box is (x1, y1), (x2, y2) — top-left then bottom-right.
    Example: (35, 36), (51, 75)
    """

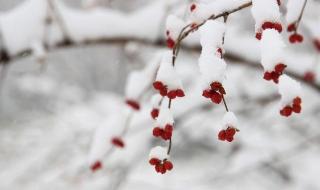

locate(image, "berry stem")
(167, 138), (172, 155)
(222, 95), (229, 112)
(295, 0), (308, 32)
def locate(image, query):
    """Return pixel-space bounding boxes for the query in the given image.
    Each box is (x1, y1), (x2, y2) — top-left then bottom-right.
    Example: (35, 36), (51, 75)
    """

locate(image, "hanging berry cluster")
(251, 0), (304, 117)
(286, 0), (307, 44)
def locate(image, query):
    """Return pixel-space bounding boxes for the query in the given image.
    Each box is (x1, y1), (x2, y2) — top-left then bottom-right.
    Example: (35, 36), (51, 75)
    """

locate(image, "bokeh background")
(0, 0), (320, 190)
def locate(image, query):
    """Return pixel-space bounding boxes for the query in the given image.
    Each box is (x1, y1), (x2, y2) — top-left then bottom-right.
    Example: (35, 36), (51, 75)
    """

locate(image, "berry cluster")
(218, 127), (238, 142)
(125, 99), (140, 110)
(256, 22), (282, 40)
(287, 23), (303, 44)
(202, 82), (226, 104)
(111, 137), (125, 148)
(153, 124), (173, 141)
(153, 81), (185, 99)
(280, 97), (302, 117)
(263, 63), (287, 83)
(149, 158), (173, 174)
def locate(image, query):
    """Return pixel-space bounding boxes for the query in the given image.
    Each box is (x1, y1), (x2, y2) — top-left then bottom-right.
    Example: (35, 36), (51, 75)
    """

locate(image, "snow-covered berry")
(218, 112), (239, 142)
(166, 15), (185, 49)
(90, 160), (102, 172)
(149, 146), (173, 174)
(111, 137), (125, 148)
(152, 107), (174, 141)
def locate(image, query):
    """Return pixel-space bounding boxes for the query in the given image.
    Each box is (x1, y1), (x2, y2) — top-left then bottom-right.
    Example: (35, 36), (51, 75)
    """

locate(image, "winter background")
(0, 0), (320, 190)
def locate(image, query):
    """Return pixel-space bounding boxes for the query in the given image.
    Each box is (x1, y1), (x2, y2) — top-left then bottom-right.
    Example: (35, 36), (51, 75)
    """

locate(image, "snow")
(125, 53), (161, 100)
(222, 111), (238, 128)
(189, 3), (212, 25)
(31, 41), (46, 61)
(155, 51), (183, 90)
(151, 94), (162, 108)
(166, 15), (185, 41)
(260, 29), (286, 71)
(198, 50), (227, 86)
(155, 106), (174, 127)
(0, 0), (47, 56)
(278, 75), (302, 106)
(286, 0), (306, 24)
(199, 20), (226, 49)
(149, 146), (168, 160)
(251, 0), (281, 31)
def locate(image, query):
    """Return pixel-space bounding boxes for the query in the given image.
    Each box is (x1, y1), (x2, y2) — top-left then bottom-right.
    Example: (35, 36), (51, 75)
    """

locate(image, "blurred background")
(0, 0), (320, 190)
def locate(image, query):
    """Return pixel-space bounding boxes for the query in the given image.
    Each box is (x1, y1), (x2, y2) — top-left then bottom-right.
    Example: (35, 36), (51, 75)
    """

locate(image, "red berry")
(218, 130), (226, 141)
(287, 23), (296, 32)
(164, 124), (173, 133)
(111, 137), (125, 148)
(153, 127), (163, 137)
(217, 48), (223, 57)
(280, 106), (292, 117)
(202, 89), (211, 98)
(210, 81), (222, 91)
(190, 4), (196, 12)
(163, 161), (173, 171)
(153, 81), (163, 90)
(289, 34), (303, 43)
(274, 63), (286, 73)
(263, 72), (272, 81)
(273, 23), (282, 33)
(256, 32), (262, 40)
(292, 104), (301, 113)
(262, 22), (274, 30)
(91, 161), (102, 172)
(176, 89), (185, 97)
(166, 38), (175, 49)
(226, 127), (236, 137)
(162, 131), (172, 140)
(226, 136), (234, 142)
(167, 90), (177, 99)
(304, 71), (315, 82)
(293, 97), (302, 106)
(211, 92), (222, 104)
(313, 39), (320, 51)
(149, 158), (160, 165)
(151, 108), (159, 119)
(159, 87), (168, 96)
(125, 99), (140, 110)
(271, 72), (280, 83)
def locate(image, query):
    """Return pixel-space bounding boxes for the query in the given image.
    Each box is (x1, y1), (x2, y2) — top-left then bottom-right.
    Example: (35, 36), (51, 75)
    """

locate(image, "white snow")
(31, 41), (46, 61)
(260, 29), (286, 71)
(151, 94), (163, 108)
(198, 49), (227, 87)
(222, 111), (238, 128)
(166, 15), (185, 41)
(189, 3), (212, 25)
(199, 20), (226, 49)
(155, 106), (174, 127)
(251, 0), (281, 31)
(125, 53), (161, 100)
(286, 0), (306, 25)
(155, 51), (183, 91)
(278, 75), (302, 106)
(0, 0), (47, 56)
(149, 146), (168, 160)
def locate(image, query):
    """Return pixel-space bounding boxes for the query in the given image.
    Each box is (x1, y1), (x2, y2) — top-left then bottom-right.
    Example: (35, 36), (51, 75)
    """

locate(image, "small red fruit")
(287, 23), (296, 32)
(256, 32), (262, 40)
(293, 97), (301, 106)
(111, 137), (125, 148)
(176, 89), (185, 97)
(273, 23), (282, 33)
(218, 130), (226, 141)
(167, 90), (177, 99)
(211, 92), (222, 104)
(151, 108), (159, 119)
(166, 38), (175, 49)
(274, 63), (286, 73)
(149, 158), (160, 165)
(264, 72), (272, 81)
(125, 99), (140, 110)
(313, 39), (320, 51)
(292, 104), (301, 113)
(262, 22), (274, 30)
(153, 81), (163, 90)
(304, 71), (315, 82)
(163, 161), (173, 171)
(280, 106), (292, 117)
(91, 161), (102, 172)
(153, 127), (163, 137)
(190, 4), (196, 12)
